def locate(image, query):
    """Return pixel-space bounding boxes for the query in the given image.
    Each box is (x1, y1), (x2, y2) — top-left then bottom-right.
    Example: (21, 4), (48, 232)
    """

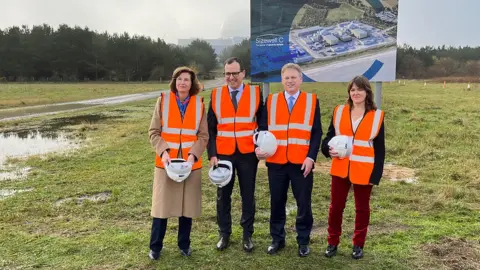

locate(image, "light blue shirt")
(284, 90), (300, 104)
(284, 90), (314, 162)
(228, 83), (244, 103)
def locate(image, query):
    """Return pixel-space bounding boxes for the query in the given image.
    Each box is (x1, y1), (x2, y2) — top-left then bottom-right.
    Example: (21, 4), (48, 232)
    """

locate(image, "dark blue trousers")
(149, 216), (192, 252)
(267, 162), (313, 245)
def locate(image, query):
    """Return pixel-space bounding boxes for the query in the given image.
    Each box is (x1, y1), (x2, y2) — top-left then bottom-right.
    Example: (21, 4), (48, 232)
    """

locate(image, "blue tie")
(288, 96), (295, 112)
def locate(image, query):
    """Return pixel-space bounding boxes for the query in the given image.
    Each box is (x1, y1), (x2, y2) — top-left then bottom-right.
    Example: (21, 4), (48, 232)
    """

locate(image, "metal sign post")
(263, 82), (270, 101)
(375, 81), (383, 109)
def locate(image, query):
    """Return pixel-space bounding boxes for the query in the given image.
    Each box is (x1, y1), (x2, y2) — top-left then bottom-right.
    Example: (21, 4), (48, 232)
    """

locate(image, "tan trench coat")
(148, 94), (208, 218)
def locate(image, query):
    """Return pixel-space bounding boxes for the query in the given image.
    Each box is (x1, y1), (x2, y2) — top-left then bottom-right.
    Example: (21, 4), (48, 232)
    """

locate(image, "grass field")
(291, 4), (308, 28)
(0, 83), (169, 109)
(0, 82), (479, 269)
(326, 3), (365, 23)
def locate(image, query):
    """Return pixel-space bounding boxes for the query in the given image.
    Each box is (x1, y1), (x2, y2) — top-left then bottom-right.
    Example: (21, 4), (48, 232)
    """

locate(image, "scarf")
(175, 93), (190, 117)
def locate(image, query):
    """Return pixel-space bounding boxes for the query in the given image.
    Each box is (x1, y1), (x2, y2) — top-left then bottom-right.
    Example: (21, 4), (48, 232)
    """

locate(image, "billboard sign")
(250, 0), (399, 82)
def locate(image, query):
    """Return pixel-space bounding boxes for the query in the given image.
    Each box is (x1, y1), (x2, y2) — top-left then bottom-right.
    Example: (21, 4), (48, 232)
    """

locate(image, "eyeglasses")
(223, 71), (242, 77)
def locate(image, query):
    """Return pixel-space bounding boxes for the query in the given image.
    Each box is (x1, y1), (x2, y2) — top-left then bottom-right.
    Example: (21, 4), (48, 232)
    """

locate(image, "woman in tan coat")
(147, 66), (208, 260)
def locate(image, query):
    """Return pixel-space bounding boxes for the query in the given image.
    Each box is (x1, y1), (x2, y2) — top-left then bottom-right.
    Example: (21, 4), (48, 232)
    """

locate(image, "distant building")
(323, 35), (339, 46)
(340, 35), (352, 42)
(359, 38), (376, 46)
(351, 29), (368, 39)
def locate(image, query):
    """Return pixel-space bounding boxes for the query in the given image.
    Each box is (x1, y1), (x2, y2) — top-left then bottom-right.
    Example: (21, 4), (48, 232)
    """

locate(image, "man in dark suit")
(207, 57), (264, 252)
(256, 63), (322, 257)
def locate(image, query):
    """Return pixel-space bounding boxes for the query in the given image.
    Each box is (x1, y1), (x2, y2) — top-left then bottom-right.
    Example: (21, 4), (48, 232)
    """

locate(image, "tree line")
(1, 24), (478, 82)
(0, 24), (217, 82)
(396, 44), (480, 80)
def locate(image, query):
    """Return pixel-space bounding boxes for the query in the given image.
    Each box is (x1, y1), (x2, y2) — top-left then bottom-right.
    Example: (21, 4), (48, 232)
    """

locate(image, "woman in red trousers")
(321, 75), (385, 259)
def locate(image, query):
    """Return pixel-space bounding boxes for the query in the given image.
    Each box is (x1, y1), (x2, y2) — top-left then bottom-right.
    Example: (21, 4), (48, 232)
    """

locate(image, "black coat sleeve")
(307, 98), (322, 161)
(207, 92), (218, 159)
(321, 116), (336, 158)
(369, 121), (385, 185)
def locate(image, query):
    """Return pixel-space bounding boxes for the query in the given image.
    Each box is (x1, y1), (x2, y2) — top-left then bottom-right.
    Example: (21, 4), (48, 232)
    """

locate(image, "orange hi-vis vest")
(266, 91), (316, 164)
(330, 104), (384, 185)
(155, 91), (204, 170)
(212, 84), (260, 155)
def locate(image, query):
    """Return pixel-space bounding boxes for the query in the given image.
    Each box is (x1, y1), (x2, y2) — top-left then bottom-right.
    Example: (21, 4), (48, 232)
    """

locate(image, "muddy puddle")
(0, 125), (84, 184)
(0, 113), (124, 183)
(0, 130), (79, 180)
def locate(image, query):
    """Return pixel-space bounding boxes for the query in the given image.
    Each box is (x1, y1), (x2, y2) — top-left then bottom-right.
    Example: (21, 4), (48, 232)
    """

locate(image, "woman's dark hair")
(347, 75), (377, 111)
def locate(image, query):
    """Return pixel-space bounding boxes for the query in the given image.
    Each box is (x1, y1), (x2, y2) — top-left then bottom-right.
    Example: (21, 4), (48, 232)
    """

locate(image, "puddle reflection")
(0, 130), (78, 167)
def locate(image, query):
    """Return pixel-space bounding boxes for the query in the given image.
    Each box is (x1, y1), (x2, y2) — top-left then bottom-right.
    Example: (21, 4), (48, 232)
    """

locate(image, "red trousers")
(327, 176), (373, 248)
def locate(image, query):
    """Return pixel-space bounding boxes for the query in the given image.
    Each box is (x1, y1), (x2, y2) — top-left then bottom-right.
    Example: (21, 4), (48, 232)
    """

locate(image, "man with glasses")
(207, 57), (264, 253)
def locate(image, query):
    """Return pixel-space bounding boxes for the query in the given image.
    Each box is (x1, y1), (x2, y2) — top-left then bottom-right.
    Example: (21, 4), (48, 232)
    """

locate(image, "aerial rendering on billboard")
(251, 0), (399, 82)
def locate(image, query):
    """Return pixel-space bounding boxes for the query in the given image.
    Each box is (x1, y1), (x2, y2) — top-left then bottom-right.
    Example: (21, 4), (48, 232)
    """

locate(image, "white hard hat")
(208, 160), (233, 188)
(165, 158), (192, 182)
(328, 135), (352, 159)
(253, 130), (278, 156)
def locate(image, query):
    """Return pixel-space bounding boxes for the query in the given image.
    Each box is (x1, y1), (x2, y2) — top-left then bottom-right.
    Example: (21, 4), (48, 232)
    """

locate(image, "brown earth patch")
(423, 237), (480, 270)
(54, 192), (111, 206)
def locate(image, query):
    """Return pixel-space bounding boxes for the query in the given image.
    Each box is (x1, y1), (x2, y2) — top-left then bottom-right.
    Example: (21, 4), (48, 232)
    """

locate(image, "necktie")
(231, 90), (239, 111)
(288, 96), (295, 112)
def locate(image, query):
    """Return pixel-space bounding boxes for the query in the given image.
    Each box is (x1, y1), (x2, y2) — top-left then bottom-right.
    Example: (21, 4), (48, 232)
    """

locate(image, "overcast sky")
(0, 0), (479, 48)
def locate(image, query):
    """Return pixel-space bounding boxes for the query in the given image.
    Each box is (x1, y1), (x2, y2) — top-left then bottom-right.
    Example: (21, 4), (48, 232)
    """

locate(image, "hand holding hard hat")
(253, 130), (278, 159)
(186, 154), (195, 165)
(161, 151), (171, 165)
(208, 160), (233, 188)
(327, 135), (352, 159)
(255, 147), (269, 160)
(165, 158), (193, 182)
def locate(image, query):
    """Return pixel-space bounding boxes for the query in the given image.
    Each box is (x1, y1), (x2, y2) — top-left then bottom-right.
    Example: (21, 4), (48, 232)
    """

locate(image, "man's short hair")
(224, 57), (244, 71)
(281, 63), (302, 75)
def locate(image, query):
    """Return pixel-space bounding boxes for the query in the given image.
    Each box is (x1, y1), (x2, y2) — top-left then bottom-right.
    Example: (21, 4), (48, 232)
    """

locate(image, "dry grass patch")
(423, 237), (480, 270)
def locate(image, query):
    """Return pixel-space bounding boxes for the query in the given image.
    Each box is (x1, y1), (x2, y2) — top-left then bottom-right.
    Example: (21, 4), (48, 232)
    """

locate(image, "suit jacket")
(207, 84), (264, 158)
(258, 91), (322, 168)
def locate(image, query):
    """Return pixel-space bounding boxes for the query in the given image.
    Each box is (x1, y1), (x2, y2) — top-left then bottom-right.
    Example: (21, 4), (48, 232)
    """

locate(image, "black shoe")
(180, 247), (192, 257)
(216, 235), (230, 251)
(325, 244), (337, 258)
(266, 241), (285, 255)
(352, 245), (364, 259)
(298, 245), (310, 257)
(243, 237), (254, 252)
(148, 250), (160, 260)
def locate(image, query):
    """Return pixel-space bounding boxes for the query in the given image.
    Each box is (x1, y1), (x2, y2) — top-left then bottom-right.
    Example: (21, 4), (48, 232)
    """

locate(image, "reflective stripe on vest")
(277, 138), (310, 146)
(268, 92), (313, 132)
(330, 105), (383, 184)
(266, 92), (316, 164)
(213, 84), (260, 154)
(155, 91), (203, 170)
(162, 92), (202, 135)
(214, 85), (257, 125)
